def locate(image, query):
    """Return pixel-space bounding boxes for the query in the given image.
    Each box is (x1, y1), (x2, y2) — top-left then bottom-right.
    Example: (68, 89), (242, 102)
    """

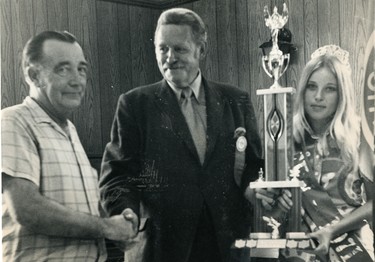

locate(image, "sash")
(294, 152), (373, 262)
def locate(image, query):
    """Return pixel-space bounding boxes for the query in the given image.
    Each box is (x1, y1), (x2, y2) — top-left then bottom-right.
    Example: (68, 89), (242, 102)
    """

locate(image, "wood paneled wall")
(1, 0), (374, 162)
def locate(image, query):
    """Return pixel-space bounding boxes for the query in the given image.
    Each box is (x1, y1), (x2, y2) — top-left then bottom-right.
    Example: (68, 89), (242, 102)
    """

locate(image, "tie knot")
(181, 88), (193, 100)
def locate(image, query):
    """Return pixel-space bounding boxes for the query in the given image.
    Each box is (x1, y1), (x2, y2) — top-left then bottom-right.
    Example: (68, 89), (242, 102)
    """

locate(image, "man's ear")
(199, 42), (208, 59)
(27, 66), (42, 87)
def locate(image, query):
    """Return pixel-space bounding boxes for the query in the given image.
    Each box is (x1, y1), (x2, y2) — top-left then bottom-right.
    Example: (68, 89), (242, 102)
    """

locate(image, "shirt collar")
(25, 96), (54, 123)
(167, 70), (203, 102)
(24, 96), (75, 136)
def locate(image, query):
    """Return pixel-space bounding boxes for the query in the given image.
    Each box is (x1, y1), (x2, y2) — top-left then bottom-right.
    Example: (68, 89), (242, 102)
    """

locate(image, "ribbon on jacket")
(234, 127), (247, 187)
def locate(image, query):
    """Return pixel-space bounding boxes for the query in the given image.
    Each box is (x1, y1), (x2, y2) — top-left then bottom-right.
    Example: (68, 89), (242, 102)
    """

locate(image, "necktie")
(180, 88), (207, 164)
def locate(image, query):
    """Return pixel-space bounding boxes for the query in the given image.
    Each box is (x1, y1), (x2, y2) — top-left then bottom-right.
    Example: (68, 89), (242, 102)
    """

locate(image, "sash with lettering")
(293, 152), (373, 262)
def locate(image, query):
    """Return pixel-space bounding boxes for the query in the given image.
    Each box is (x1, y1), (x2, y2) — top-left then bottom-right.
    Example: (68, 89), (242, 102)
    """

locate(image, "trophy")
(233, 3), (313, 259)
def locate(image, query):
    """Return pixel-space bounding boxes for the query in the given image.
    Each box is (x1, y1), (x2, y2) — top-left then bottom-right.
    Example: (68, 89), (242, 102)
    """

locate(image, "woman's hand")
(308, 227), (334, 257)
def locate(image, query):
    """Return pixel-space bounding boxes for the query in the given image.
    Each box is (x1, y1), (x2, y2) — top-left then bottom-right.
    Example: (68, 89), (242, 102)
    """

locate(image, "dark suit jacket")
(100, 77), (263, 262)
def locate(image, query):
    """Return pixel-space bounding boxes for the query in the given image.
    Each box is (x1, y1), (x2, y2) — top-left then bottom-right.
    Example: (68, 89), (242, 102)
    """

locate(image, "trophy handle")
(261, 56), (273, 78)
(280, 54), (290, 77)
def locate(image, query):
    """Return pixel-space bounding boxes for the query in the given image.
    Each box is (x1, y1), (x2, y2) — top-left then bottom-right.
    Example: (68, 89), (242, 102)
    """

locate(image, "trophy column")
(253, 87), (301, 233)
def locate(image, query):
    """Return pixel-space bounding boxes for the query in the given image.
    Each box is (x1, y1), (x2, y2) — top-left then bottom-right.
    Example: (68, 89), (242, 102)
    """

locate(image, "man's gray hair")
(154, 8), (207, 45)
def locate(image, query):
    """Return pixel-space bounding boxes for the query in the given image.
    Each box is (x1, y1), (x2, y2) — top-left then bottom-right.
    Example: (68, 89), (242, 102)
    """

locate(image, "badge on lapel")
(234, 127), (247, 152)
(234, 127), (247, 187)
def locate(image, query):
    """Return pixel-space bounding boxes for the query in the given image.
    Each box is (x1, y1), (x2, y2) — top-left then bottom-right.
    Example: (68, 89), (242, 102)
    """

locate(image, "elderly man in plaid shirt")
(1, 31), (138, 261)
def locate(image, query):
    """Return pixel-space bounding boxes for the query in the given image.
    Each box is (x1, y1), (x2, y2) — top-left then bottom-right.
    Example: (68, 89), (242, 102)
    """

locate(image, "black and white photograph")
(1, 0), (374, 261)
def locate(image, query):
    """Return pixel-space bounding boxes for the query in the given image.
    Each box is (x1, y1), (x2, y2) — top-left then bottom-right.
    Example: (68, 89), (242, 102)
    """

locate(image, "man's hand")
(244, 186), (280, 210)
(103, 208), (139, 242)
(277, 189), (293, 213)
(255, 188), (280, 210)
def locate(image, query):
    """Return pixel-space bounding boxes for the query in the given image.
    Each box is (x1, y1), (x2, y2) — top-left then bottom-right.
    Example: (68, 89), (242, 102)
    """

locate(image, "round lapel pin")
(236, 136), (247, 152)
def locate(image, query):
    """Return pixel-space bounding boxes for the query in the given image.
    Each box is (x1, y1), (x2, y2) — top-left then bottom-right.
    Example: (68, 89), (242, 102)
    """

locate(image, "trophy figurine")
(263, 216), (281, 239)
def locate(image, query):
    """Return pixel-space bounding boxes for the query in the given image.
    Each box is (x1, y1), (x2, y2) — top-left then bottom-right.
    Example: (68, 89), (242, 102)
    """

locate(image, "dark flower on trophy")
(260, 27), (294, 55)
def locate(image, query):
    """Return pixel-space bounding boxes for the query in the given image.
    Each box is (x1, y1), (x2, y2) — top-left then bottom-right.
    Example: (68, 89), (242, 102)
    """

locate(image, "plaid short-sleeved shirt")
(1, 97), (107, 261)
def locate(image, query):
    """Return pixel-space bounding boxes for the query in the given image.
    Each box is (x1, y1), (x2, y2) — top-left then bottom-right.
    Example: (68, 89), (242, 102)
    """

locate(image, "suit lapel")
(203, 79), (225, 165)
(154, 80), (201, 161)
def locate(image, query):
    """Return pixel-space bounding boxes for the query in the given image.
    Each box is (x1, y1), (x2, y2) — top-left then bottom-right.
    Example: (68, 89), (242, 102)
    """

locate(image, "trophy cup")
(261, 4), (290, 89)
(233, 3), (313, 259)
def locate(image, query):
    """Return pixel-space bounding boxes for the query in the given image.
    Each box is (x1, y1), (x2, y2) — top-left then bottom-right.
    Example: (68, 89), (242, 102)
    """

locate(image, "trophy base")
(286, 232), (309, 239)
(250, 180), (303, 189)
(233, 234), (315, 258)
(250, 248), (280, 258)
(249, 232), (271, 239)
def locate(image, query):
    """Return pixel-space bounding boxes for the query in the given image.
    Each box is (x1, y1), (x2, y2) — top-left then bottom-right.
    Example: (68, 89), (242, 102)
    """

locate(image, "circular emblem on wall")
(361, 31), (375, 148)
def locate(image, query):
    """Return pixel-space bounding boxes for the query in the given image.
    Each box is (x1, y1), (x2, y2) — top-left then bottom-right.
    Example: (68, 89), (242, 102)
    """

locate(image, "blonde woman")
(278, 45), (373, 261)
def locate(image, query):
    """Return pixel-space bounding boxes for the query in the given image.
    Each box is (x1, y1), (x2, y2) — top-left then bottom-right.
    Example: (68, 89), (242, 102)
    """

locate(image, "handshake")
(102, 208), (141, 250)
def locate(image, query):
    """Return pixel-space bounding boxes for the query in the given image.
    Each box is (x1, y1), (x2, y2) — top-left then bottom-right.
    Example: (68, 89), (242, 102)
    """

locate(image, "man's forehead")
(42, 39), (86, 63)
(155, 25), (195, 45)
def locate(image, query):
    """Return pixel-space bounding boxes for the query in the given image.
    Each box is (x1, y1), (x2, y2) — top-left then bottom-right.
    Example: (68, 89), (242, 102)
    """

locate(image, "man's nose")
(166, 49), (177, 63)
(69, 70), (85, 86)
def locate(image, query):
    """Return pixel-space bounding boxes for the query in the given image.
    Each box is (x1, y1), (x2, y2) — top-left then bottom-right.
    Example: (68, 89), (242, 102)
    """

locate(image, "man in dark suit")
(99, 8), (263, 262)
